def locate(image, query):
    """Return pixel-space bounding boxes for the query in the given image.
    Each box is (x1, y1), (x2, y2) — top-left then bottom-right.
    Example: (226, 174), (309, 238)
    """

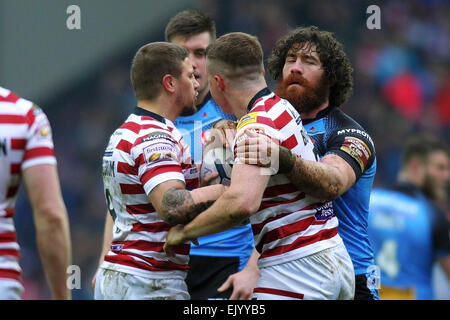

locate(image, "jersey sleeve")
(431, 207), (450, 259)
(22, 105), (57, 170)
(324, 128), (376, 180)
(233, 112), (282, 164)
(131, 130), (185, 195)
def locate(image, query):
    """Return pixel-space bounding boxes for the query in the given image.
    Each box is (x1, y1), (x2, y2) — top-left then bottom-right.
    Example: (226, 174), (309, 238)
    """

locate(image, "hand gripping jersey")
(233, 88), (343, 268)
(174, 94), (253, 270)
(0, 87), (56, 283)
(101, 107), (199, 279)
(302, 107), (377, 276)
(368, 183), (450, 300)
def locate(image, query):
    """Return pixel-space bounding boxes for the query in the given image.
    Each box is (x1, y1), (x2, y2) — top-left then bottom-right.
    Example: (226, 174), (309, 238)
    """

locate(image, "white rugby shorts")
(253, 243), (355, 300)
(94, 267), (190, 300)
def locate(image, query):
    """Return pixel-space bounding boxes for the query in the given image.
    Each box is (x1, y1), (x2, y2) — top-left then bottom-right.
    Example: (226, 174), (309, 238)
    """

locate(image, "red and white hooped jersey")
(233, 88), (342, 268)
(0, 86), (56, 282)
(101, 107), (199, 280)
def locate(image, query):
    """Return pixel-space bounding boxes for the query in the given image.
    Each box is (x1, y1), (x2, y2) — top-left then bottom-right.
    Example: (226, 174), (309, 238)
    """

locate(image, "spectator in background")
(0, 87), (72, 300)
(368, 134), (450, 299)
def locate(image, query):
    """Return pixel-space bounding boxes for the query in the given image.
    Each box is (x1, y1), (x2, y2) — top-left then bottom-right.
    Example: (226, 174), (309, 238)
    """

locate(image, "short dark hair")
(267, 26), (353, 108)
(130, 42), (188, 100)
(206, 32), (264, 81)
(165, 10), (216, 42)
(402, 134), (450, 166)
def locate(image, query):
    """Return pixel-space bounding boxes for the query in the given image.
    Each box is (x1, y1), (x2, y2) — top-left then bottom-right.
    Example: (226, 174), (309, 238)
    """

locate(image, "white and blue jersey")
(174, 94), (254, 270)
(368, 183), (450, 299)
(303, 107), (378, 298)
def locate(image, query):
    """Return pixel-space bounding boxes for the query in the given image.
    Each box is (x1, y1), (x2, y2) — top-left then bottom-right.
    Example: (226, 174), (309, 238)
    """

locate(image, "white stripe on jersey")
(233, 91), (341, 268)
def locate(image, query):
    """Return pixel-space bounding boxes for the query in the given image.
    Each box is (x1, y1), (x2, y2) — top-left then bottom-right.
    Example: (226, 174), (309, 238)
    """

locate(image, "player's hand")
(235, 129), (280, 169)
(164, 224), (190, 257)
(217, 266), (260, 300)
(211, 120), (237, 149)
(199, 172), (219, 187)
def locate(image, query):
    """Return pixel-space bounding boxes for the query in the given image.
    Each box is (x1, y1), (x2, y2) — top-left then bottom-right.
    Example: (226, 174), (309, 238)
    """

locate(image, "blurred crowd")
(12, 0), (449, 299)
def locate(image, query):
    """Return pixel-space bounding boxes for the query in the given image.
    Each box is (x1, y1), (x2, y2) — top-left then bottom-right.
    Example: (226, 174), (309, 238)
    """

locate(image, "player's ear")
(162, 74), (176, 94)
(214, 75), (226, 92)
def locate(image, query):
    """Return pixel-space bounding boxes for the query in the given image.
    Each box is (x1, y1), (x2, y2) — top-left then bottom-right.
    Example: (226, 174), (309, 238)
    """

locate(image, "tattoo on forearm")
(161, 187), (214, 225)
(287, 158), (341, 200)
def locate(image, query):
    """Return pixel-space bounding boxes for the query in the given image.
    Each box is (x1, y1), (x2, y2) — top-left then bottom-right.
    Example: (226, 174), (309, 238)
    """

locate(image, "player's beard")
(275, 73), (329, 115)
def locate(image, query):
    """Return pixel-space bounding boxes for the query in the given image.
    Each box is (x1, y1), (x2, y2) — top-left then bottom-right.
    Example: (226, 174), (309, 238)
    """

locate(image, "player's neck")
(229, 81), (267, 119)
(137, 97), (179, 122)
(300, 100), (330, 120)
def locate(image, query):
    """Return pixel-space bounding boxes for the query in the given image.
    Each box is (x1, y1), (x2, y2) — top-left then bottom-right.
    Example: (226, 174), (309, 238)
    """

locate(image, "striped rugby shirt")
(101, 107), (199, 279)
(0, 87), (56, 283)
(233, 88), (343, 268)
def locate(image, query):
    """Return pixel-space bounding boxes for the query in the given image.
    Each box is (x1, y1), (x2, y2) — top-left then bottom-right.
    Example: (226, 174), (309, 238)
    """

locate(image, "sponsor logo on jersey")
(143, 142), (178, 164)
(336, 128), (374, 147)
(237, 113), (258, 130)
(314, 201), (334, 221)
(340, 136), (371, 171)
(142, 131), (174, 143)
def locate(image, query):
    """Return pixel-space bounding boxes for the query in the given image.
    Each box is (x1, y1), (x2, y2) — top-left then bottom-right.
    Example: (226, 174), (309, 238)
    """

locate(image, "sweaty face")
(176, 58), (200, 114)
(171, 32), (211, 102)
(275, 43), (329, 115)
(422, 151), (450, 201)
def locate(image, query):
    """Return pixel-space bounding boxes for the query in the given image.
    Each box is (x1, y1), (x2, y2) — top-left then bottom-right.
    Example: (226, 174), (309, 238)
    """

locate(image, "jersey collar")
(247, 87), (272, 112)
(133, 106), (166, 124)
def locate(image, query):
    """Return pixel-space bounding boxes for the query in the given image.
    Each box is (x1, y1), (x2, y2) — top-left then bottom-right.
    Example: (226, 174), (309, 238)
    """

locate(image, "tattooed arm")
(281, 148), (356, 200)
(235, 131), (355, 200)
(149, 180), (226, 226)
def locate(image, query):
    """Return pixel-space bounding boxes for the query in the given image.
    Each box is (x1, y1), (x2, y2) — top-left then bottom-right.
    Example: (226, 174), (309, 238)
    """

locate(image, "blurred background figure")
(368, 135), (450, 299)
(0, 87), (72, 300)
(0, 0), (448, 299)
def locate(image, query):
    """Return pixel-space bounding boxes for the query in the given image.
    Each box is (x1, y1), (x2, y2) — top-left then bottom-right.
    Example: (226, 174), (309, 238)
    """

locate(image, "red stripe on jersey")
(10, 138), (26, 150)
(10, 163), (21, 175)
(0, 115), (24, 124)
(256, 216), (329, 251)
(259, 227), (338, 258)
(252, 212), (291, 235)
(140, 164), (182, 186)
(255, 116), (276, 129)
(120, 122), (141, 134)
(6, 186), (19, 198)
(23, 147), (54, 161)
(263, 183), (298, 198)
(273, 110), (293, 130)
(258, 192), (306, 210)
(131, 222), (171, 233)
(282, 134), (298, 150)
(0, 268), (21, 281)
(4, 208), (15, 218)
(112, 240), (189, 254)
(126, 203), (155, 215)
(254, 287), (304, 299)
(0, 249), (19, 258)
(120, 183), (145, 195)
(0, 91), (20, 103)
(104, 252), (188, 272)
(117, 162), (138, 175)
(0, 232), (16, 243)
(24, 107), (36, 128)
(263, 94), (281, 112)
(116, 139), (132, 154)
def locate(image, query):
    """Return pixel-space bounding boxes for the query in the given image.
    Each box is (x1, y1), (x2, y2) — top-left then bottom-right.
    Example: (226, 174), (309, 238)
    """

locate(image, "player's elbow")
(226, 190), (259, 220)
(34, 203), (69, 230)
